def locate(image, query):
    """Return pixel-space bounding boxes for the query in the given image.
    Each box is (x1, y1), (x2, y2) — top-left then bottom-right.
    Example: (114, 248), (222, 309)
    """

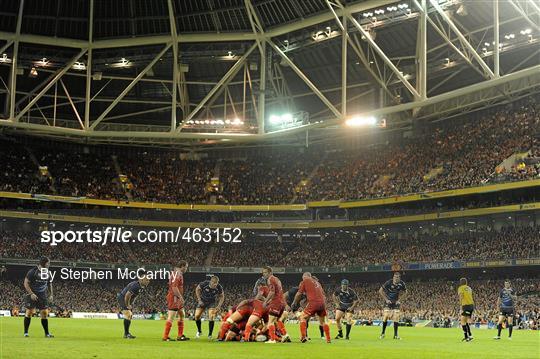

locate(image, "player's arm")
(216, 292), (225, 310)
(48, 280), (53, 301)
(23, 276), (38, 301)
(291, 285), (304, 310)
(124, 291), (133, 309)
(350, 292), (359, 311)
(264, 282), (275, 306)
(332, 292), (340, 306)
(378, 286), (390, 303)
(195, 284), (202, 304)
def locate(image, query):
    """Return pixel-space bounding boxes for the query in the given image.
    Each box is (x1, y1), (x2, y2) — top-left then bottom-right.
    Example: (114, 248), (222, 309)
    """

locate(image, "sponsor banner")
(72, 312), (119, 320)
(0, 310), (11, 317)
(418, 261), (460, 270)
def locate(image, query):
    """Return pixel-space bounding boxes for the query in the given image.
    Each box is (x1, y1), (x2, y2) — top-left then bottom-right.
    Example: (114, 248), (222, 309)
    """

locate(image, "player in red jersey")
(261, 266), (290, 343)
(292, 272), (331, 343)
(218, 298), (256, 340)
(162, 260), (190, 341)
(243, 276), (270, 341)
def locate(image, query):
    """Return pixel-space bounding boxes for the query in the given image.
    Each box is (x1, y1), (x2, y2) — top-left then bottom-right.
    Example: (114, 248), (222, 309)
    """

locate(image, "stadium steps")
(25, 147), (57, 194)
(290, 152), (328, 204)
(204, 246), (216, 266)
(111, 155), (132, 201)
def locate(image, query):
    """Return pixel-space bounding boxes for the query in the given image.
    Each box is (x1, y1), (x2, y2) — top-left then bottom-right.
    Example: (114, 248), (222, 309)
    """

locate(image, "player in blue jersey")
(378, 272), (407, 340)
(194, 276), (225, 339)
(23, 257), (54, 338)
(333, 279), (358, 340)
(494, 280), (517, 340)
(117, 271), (150, 339)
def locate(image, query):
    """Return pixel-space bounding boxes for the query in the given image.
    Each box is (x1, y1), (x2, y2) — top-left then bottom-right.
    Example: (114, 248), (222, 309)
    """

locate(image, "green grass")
(1, 317), (539, 359)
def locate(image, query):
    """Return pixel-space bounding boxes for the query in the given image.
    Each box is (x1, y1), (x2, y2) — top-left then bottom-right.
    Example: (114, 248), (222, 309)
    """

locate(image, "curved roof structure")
(0, 0), (538, 146)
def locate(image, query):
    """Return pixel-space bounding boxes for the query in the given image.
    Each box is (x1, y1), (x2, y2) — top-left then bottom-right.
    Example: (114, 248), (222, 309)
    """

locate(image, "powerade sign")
(419, 262), (459, 270)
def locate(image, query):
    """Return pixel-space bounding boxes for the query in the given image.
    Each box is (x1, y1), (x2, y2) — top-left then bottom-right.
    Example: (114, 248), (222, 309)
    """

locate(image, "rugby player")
(117, 270), (150, 339)
(457, 277), (474, 342)
(292, 272), (331, 343)
(260, 266), (289, 343)
(494, 279), (517, 340)
(243, 276), (270, 342)
(23, 256), (54, 338)
(378, 272), (407, 340)
(162, 260), (190, 341)
(333, 279), (358, 340)
(194, 275), (225, 339)
(218, 299), (254, 341)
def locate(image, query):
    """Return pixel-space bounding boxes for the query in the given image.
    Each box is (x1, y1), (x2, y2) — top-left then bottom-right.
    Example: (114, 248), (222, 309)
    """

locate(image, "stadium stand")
(1, 98), (538, 205)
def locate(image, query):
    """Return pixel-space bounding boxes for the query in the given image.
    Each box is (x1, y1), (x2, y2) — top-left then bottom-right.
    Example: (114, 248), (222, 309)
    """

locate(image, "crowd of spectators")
(1, 225), (538, 268)
(0, 97), (538, 205)
(0, 275), (537, 326)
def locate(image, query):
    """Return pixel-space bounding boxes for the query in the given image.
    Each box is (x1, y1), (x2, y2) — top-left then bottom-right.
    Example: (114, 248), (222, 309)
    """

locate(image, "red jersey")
(298, 277), (325, 304)
(256, 285), (269, 300)
(167, 270), (184, 297)
(267, 275), (285, 305)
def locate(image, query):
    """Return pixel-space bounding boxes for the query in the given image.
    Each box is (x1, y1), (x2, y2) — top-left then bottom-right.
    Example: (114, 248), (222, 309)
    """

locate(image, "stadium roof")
(0, 0), (539, 146)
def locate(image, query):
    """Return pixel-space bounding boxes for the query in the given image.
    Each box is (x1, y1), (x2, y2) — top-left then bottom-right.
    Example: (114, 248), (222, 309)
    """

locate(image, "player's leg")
(163, 310), (177, 340)
(194, 306), (205, 338)
(207, 307), (217, 338)
(495, 314), (505, 339)
(122, 310), (134, 338)
(243, 314), (261, 342)
(177, 309), (189, 341)
(466, 312), (473, 339)
(392, 310), (401, 339)
(380, 308), (391, 338)
(219, 310), (243, 340)
(317, 312), (331, 343)
(335, 309), (344, 339)
(23, 307), (34, 337)
(265, 315), (279, 343)
(459, 308), (470, 341)
(298, 311), (311, 342)
(39, 308), (52, 337)
(345, 311), (353, 339)
(507, 314), (514, 339)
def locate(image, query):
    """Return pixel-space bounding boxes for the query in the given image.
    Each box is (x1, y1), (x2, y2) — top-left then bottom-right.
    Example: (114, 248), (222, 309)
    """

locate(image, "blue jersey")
(382, 280), (406, 303)
(499, 288), (515, 309)
(334, 288), (358, 307)
(25, 267), (51, 294)
(119, 281), (143, 303)
(198, 280), (223, 302)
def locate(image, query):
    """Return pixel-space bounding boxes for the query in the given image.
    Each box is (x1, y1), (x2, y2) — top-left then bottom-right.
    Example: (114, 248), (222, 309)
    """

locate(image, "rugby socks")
(323, 324), (331, 342)
(268, 324), (277, 341)
(300, 320), (308, 339)
(218, 322), (231, 340)
(345, 323), (352, 338)
(497, 323), (502, 337)
(382, 320), (388, 334)
(41, 319), (49, 335)
(123, 319), (131, 335)
(318, 325), (324, 337)
(277, 320), (287, 335)
(177, 320), (184, 337)
(195, 319), (202, 333)
(508, 324), (513, 338)
(163, 320), (172, 339)
(393, 321), (398, 337)
(24, 316), (31, 334)
(466, 323), (472, 337)
(244, 323), (253, 341)
(208, 320), (215, 336)
(461, 325), (468, 339)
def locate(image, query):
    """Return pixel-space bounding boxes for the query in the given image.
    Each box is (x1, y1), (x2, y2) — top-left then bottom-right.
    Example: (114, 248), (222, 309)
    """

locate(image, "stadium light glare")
(345, 116), (377, 127)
